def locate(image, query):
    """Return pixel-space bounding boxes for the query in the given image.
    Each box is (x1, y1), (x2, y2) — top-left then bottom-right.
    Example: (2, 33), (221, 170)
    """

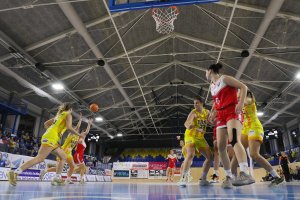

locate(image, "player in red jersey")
(166, 150), (177, 182)
(73, 119), (92, 184)
(206, 63), (254, 188)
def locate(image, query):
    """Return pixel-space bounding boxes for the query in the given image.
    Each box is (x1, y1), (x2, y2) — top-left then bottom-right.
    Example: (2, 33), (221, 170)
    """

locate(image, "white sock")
(55, 174), (61, 179)
(225, 169), (233, 178)
(14, 168), (23, 174)
(213, 170), (219, 176)
(239, 162), (249, 175)
(269, 170), (280, 178)
(182, 170), (188, 178)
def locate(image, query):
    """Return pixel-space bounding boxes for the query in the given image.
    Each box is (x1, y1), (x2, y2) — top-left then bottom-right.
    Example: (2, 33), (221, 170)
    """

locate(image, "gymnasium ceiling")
(0, 0), (299, 141)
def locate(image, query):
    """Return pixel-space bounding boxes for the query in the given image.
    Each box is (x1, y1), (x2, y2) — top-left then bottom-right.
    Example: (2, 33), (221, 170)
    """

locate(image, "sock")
(213, 170), (219, 176)
(55, 174), (61, 179)
(225, 169), (233, 178)
(232, 172), (237, 179)
(67, 176), (71, 181)
(269, 170), (280, 178)
(14, 168), (23, 174)
(182, 170), (188, 178)
(239, 162), (249, 175)
(201, 172), (208, 181)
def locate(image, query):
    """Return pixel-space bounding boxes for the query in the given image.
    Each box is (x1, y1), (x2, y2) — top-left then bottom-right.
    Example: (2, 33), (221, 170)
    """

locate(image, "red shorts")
(74, 153), (84, 164)
(168, 164), (175, 169)
(216, 105), (243, 129)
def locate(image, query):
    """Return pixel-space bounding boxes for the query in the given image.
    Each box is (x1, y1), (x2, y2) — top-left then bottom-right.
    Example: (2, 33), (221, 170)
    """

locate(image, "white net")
(152, 6), (179, 34)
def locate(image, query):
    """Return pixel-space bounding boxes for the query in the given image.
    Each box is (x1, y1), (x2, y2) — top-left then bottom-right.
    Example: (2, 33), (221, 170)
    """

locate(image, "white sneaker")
(79, 179), (85, 184)
(39, 170), (47, 181)
(199, 179), (210, 186)
(187, 174), (193, 183)
(178, 177), (187, 187)
(51, 177), (65, 186)
(65, 179), (74, 184)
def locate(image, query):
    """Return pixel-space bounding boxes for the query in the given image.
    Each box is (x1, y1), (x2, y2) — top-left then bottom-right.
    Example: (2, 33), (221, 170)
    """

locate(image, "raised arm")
(74, 113), (83, 131)
(81, 118), (93, 136)
(44, 118), (55, 129)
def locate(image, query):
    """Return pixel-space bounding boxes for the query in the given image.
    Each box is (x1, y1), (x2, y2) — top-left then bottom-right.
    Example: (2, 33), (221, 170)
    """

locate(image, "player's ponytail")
(209, 63), (223, 74)
(57, 102), (72, 115)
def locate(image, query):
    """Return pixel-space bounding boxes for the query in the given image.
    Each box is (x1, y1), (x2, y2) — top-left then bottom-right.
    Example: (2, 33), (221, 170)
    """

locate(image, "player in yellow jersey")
(39, 114), (93, 184)
(7, 103), (81, 186)
(179, 140), (193, 183)
(179, 97), (212, 187)
(231, 91), (284, 186)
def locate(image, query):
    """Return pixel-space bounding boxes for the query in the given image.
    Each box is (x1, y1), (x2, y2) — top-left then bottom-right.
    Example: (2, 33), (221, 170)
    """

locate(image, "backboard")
(109, 0), (220, 12)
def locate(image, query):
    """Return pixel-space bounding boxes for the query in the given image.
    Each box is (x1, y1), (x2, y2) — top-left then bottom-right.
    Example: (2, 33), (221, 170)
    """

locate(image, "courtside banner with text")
(0, 151), (56, 170)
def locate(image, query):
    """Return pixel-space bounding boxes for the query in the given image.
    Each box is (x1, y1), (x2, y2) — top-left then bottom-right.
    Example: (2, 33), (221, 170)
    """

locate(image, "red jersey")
(167, 155), (177, 168)
(211, 76), (238, 110)
(75, 141), (86, 155)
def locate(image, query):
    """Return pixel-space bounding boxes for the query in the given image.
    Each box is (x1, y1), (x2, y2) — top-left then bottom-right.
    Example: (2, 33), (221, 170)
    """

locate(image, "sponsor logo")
(0, 170), (8, 180)
(43, 172), (56, 181)
(249, 130), (255, 136)
(38, 161), (46, 170)
(42, 139), (48, 143)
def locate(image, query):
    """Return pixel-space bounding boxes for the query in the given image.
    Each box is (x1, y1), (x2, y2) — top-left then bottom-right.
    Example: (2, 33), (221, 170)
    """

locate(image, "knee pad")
(231, 128), (237, 147)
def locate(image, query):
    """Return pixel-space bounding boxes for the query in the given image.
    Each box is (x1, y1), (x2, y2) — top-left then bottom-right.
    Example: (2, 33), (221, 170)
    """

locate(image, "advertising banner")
(0, 151), (56, 170)
(131, 162), (148, 170)
(148, 162), (167, 170)
(113, 162), (131, 170)
(113, 170), (130, 178)
(0, 167), (111, 182)
(148, 170), (166, 179)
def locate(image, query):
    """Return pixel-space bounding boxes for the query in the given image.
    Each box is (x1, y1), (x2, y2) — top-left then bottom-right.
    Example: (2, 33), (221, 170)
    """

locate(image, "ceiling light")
(109, 135), (114, 139)
(95, 117), (103, 122)
(296, 71), (300, 79)
(117, 133), (123, 137)
(257, 112), (264, 117)
(52, 83), (64, 90)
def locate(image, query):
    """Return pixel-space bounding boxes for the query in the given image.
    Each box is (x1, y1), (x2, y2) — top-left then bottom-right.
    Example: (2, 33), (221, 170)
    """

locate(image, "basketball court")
(0, 0), (300, 199)
(0, 181), (299, 200)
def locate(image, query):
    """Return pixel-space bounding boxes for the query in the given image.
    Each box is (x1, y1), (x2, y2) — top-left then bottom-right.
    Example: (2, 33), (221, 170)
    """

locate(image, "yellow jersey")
(184, 108), (209, 139)
(243, 102), (262, 129)
(42, 111), (68, 142)
(62, 133), (79, 154)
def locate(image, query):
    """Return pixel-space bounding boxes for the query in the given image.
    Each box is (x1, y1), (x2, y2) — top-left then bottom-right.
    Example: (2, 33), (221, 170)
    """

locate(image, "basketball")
(89, 103), (99, 112)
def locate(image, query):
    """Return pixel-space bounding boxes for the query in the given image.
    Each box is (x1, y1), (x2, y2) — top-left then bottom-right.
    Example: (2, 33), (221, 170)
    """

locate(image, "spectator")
(8, 137), (16, 153)
(280, 152), (291, 182)
(32, 144), (38, 157)
(1, 134), (8, 152)
(22, 132), (30, 142)
(291, 150), (297, 162)
(0, 152), (8, 167)
(19, 139), (26, 155)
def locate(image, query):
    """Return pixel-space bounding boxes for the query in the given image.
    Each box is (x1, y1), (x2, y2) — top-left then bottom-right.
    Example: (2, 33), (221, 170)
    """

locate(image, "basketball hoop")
(152, 6), (179, 34)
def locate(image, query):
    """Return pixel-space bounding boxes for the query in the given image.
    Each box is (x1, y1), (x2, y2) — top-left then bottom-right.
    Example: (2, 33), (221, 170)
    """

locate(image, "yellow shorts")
(184, 135), (209, 151)
(242, 126), (264, 143)
(41, 137), (59, 149)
